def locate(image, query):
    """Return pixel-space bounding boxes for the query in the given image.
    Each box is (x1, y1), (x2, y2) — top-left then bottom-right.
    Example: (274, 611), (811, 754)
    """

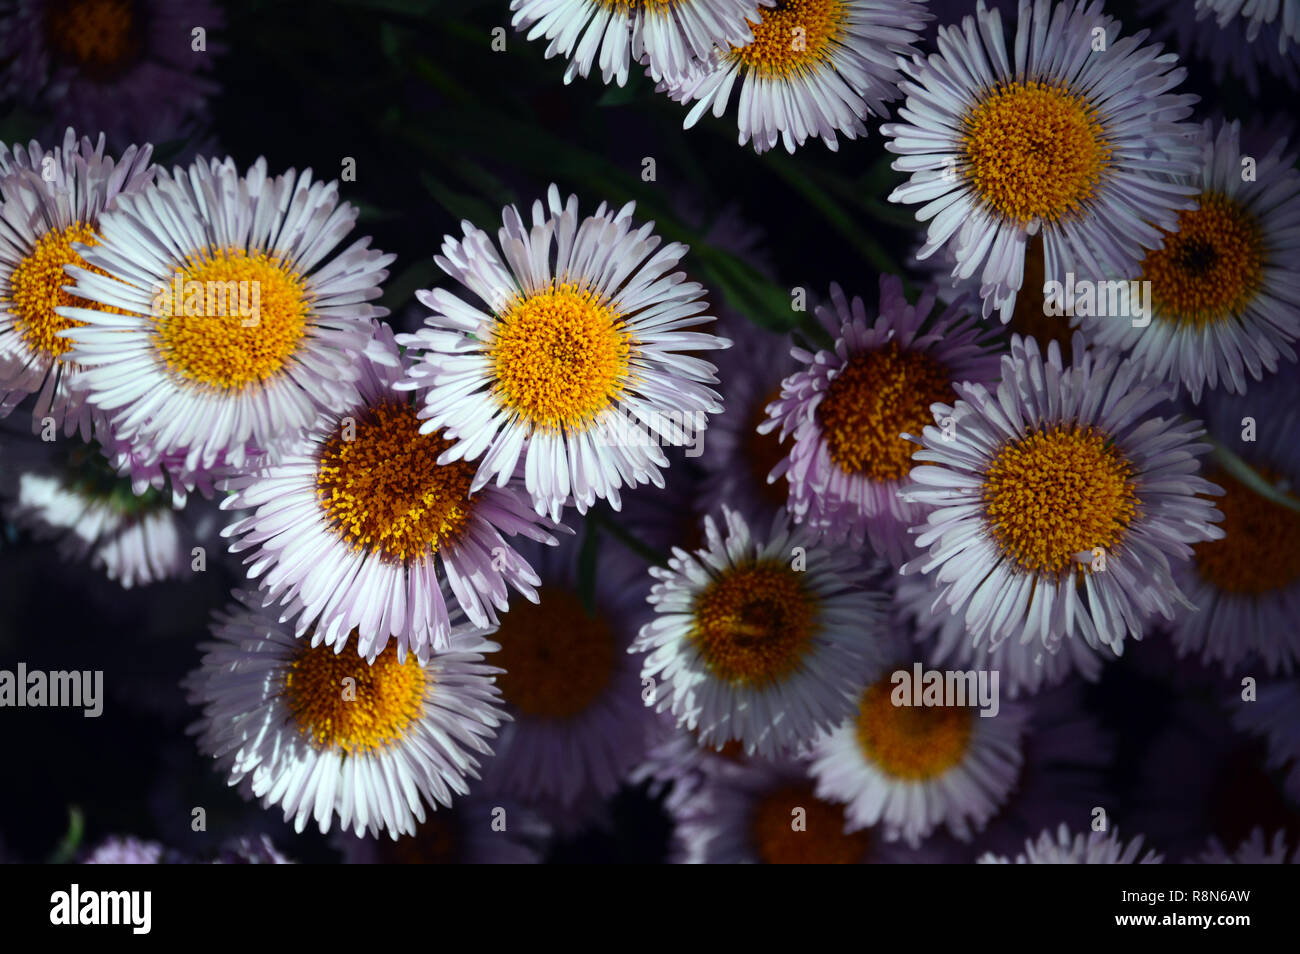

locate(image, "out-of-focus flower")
(1231, 680), (1300, 803)
(0, 0), (223, 147)
(1076, 120), (1300, 403)
(808, 664), (1028, 847)
(883, 0), (1200, 322)
(185, 590), (507, 839)
(661, 0), (930, 154)
(337, 794), (549, 863)
(901, 335), (1224, 656)
(59, 156), (394, 478)
(760, 277), (1001, 564)
(210, 834), (292, 864)
(511, 0), (768, 86)
(0, 128), (153, 438)
(633, 506), (890, 759)
(977, 824), (1163, 863)
(1193, 828), (1300, 864)
(222, 323), (560, 662)
(1195, 0), (1299, 50)
(398, 186), (727, 522)
(479, 540), (656, 807)
(82, 836), (169, 864)
(1142, 0), (1299, 95)
(1169, 380), (1300, 674)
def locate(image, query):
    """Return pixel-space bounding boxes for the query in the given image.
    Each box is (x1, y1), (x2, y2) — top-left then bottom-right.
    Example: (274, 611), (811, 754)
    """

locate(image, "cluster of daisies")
(1, 0), (1298, 864)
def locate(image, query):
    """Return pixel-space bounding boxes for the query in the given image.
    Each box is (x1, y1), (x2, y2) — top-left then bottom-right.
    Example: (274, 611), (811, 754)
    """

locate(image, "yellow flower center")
(816, 342), (954, 481)
(855, 677), (973, 780)
(489, 282), (632, 432)
(751, 781), (870, 864)
(45, 0), (141, 78)
(1143, 193), (1265, 328)
(154, 248), (309, 390)
(1194, 468), (1300, 595)
(962, 80), (1112, 226)
(316, 401), (478, 562)
(283, 636), (428, 755)
(3, 222), (122, 360)
(690, 561), (817, 687)
(732, 0), (847, 77)
(983, 425), (1138, 577)
(494, 587), (617, 720)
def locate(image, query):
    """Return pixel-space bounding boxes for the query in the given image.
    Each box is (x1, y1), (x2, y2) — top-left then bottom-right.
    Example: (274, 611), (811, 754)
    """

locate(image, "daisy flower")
(662, 0), (930, 154)
(695, 316), (797, 523)
(222, 322), (561, 662)
(882, 0), (1201, 322)
(670, 757), (962, 863)
(1196, 0), (1299, 50)
(900, 334), (1224, 656)
(511, 0), (768, 86)
(1076, 121), (1300, 403)
(760, 276), (1002, 565)
(0, 425), (192, 588)
(396, 184), (728, 522)
(977, 824), (1163, 864)
(1231, 680), (1300, 803)
(897, 574), (1113, 699)
(633, 505), (891, 759)
(58, 155), (395, 475)
(82, 837), (171, 864)
(479, 540), (657, 807)
(1168, 379), (1300, 674)
(185, 589), (507, 840)
(1141, 0), (1298, 95)
(0, 128), (154, 438)
(336, 794), (550, 864)
(809, 663), (1029, 847)
(1194, 828), (1300, 864)
(633, 716), (757, 814)
(0, 0), (223, 146)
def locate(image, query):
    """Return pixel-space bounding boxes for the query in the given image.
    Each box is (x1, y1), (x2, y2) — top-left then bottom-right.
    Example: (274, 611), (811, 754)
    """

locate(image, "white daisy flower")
(662, 0), (930, 154)
(882, 0), (1201, 322)
(222, 322), (561, 663)
(511, 0), (769, 86)
(0, 128), (153, 438)
(396, 184), (728, 523)
(1075, 120), (1300, 402)
(185, 589), (507, 840)
(57, 155), (395, 475)
(1231, 680), (1300, 803)
(900, 334), (1224, 656)
(809, 666), (1028, 847)
(632, 505), (891, 759)
(978, 824), (1163, 863)
(1194, 828), (1300, 864)
(1196, 0), (1299, 51)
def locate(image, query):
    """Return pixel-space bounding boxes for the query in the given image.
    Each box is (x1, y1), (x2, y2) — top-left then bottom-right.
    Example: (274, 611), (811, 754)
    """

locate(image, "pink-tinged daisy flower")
(479, 540), (657, 807)
(336, 794), (550, 864)
(898, 575), (1113, 699)
(1194, 828), (1300, 864)
(1076, 121), (1300, 403)
(977, 824), (1163, 863)
(633, 506), (891, 759)
(0, 128), (153, 438)
(695, 316), (797, 524)
(58, 155), (395, 475)
(396, 185), (728, 523)
(760, 277), (1002, 565)
(185, 589), (507, 840)
(882, 0), (1201, 322)
(0, 425), (194, 588)
(900, 334), (1224, 656)
(1168, 380), (1300, 674)
(511, 0), (768, 86)
(661, 0), (929, 154)
(1231, 681), (1300, 803)
(222, 322), (561, 663)
(808, 662), (1029, 847)
(0, 0), (223, 147)
(670, 757), (963, 863)
(1196, 0), (1299, 50)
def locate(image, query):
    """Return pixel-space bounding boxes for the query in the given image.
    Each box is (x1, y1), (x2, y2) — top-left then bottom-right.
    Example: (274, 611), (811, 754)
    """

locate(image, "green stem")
(1208, 436), (1300, 515)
